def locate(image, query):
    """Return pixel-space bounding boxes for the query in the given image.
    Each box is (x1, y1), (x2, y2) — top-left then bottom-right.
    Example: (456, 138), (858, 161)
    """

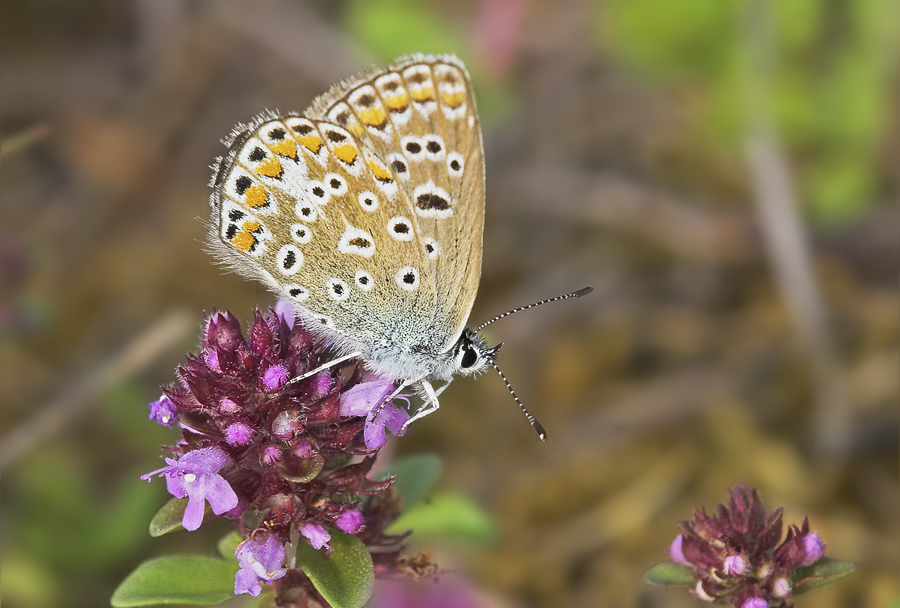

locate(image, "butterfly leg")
(400, 379), (441, 433)
(369, 373), (427, 421)
(434, 379), (453, 398)
(283, 351), (362, 387)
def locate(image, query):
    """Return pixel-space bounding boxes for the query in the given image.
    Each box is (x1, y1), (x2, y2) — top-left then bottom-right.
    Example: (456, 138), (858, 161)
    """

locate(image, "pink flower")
(148, 396), (177, 427)
(141, 447), (238, 531)
(301, 522), (331, 552)
(339, 377), (409, 449)
(335, 508), (364, 534)
(234, 535), (287, 596)
(669, 534), (690, 566)
(801, 532), (825, 566)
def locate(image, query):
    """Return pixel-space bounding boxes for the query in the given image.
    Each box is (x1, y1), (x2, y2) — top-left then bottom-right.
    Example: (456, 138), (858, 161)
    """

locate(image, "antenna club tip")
(573, 286), (593, 297)
(532, 420), (548, 441)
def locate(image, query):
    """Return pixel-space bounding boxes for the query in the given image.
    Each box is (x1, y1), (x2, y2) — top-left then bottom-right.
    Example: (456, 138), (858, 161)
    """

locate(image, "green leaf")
(385, 491), (499, 545)
(218, 531), (243, 560)
(295, 529), (374, 608)
(277, 454), (324, 483)
(642, 561), (695, 587)
(792, 557), (856, 594)
(111, 556), (238, 606)
(148, 498), (188, 537)
(378, 454), (442, 511)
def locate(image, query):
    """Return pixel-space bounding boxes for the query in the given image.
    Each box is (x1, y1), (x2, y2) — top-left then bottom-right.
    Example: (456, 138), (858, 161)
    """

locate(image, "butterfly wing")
(208, 55), (484, 376)
(309, 54), (485, 355)
(209, 109), (438, 356)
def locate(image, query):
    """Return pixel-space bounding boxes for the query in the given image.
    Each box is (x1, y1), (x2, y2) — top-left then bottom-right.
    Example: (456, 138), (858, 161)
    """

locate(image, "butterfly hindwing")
(311, 54), (485, 353)
(210, 54), (484, 361)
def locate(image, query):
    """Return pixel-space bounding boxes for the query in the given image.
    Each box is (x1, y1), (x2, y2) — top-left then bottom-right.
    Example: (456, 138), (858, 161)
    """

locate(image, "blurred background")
(1, 1), (897, 607)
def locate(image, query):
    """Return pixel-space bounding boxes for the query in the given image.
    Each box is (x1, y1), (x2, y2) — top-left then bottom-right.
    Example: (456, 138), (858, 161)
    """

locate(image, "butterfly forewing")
(210, 54), (484, 363)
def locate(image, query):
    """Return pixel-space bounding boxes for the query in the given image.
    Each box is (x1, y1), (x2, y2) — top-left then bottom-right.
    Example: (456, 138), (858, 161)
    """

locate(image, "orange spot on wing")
(231, 226), (258, 252)
(298, 135), (323, 154)
(268, 140), (297, 158)
(441, 91), (466, 108)
(244, 184), (269, 209)
(254, 157), (283, 178)
(358, 107), (387, 127)
(410, 86), (434, 102)
(383, 93), (409, 111)
(333, 144), (358, 165)
(243, 220), (260, 232)
(350, 123), (364, 136)
(368, 160), (393, 182)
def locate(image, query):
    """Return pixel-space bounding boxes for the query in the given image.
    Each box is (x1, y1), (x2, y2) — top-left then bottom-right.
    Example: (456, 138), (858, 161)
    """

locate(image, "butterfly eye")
(459, 346), (479, 369)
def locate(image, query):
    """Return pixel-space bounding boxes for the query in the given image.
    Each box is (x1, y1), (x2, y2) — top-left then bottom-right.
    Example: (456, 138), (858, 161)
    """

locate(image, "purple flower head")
(339, 377), (410, 449)
(140, 447), (238, 531)
(144, 309), (415, 604)
(234, 535), (287, 596)
(336, 508), (364, 534)
(660, 482), (832, 607)
(301, 522), (331, 553)
(148, 396), (177, 427)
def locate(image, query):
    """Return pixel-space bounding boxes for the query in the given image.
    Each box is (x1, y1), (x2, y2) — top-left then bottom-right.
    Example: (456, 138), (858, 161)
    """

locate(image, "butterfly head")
(451, 328), (501, 376)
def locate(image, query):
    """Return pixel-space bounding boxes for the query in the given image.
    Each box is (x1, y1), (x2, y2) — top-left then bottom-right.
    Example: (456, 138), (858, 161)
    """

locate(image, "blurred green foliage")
(599, 0), (897, 226)
(386, 491), (500, 545)
(2, 382), (172, 606)
(345, 0), (466, 64)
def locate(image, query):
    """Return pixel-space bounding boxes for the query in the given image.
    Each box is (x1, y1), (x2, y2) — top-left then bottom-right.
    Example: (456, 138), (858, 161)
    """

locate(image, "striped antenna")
(475, 286), (593, 332)
(491, 361), (547, 441)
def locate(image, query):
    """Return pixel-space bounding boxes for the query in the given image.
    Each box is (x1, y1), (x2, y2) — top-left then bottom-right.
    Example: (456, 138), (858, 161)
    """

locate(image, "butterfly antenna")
(491, 361), (547, 441)
(476, 286), (593, 332)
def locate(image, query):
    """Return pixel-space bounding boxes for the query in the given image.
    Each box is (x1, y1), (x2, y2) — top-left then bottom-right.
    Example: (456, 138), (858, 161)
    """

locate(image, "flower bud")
(723, 555), (746, 576)
(772, 577), (792, 598)
(801, 532), (825, 566)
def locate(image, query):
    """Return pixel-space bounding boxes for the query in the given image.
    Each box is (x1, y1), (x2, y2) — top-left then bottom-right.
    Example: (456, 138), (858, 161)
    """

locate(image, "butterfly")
(208, 54), (589, 439)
